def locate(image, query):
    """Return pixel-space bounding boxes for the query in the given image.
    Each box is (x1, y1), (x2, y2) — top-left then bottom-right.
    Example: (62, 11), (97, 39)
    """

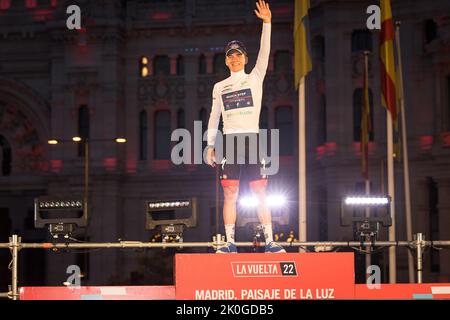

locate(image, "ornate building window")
(0, 135), (11, 176)
(275, 106), (293, 156)
(353, 89), (374, 142)
(153, 55), (170, 76)
(274, 50), (291, 73)
(424, 19), (438, 44)
(176, 55), (184, 76)
(213, 53), (227, 75)
(351, 30), (372, 53)
(177, 109), (185, 129)
(313, 35), (325, 62)
(78, 105), (89, 157)
(198, 54), (207, 75)
(139, 110), (147, 160)
(154, 110), (171, 160)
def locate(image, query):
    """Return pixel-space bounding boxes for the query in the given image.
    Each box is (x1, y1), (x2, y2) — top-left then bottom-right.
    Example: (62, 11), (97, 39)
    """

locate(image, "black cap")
(225, 40), (248, 56)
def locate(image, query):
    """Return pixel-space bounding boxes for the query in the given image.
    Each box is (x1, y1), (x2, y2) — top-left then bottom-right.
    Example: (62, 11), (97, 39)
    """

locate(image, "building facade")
(0, 0), (449, 287)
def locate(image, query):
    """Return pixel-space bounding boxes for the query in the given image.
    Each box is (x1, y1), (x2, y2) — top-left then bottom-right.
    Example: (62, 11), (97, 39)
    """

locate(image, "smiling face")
(225, 51), (247, 73)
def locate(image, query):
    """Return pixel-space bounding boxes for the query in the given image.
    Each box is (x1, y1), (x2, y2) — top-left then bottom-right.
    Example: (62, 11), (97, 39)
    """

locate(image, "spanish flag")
(294, 0), (312, 89)
(380, 0), (397, 122)
(361, 54), (371, 180)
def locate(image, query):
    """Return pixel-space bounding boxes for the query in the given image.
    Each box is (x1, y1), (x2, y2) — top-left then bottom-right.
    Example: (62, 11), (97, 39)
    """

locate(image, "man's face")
(225, 51), (247, 73)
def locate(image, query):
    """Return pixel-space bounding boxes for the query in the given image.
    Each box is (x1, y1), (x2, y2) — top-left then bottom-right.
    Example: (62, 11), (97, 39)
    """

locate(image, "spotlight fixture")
(341, 195), (392, 243)
(34, 197), (87, 238)
(145, 198), (198, 239)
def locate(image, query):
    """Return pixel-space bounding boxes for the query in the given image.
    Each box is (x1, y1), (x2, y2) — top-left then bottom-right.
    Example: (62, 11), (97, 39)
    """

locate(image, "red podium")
(175, 252), (355, 300)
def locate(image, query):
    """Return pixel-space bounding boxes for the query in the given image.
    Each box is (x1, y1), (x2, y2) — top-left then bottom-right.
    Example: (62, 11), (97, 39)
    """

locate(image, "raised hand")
(254, 0), (271, 24)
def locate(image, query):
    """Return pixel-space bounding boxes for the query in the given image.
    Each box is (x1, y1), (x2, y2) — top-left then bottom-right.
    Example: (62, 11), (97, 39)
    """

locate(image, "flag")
(361, 53), (371, 180)
(294, 0), (312, 88)
(380, 0), (400, 160)
(380, 0), (398, 120)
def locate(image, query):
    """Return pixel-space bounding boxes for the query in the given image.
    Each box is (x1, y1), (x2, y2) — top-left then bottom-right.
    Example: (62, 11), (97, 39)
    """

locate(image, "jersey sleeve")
(207, 84), (222, 147)
(251, 22), (271, 80)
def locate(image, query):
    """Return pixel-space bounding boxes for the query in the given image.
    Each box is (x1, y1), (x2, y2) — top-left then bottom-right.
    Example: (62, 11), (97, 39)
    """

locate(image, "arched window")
(154, 111), (171, 160)
(177, 109), (185, 129)
(176, 55), (184, 76)
(353, 89), (374, 142)
(213, 53), (227, 75)
(78, 105), (89, 157)
(274, 51), (291, 73)
(198, 54), (206, 75)
(153, 55), (170, 76)
(351, 30), (372, 53)
(0, 135), (11, 176)
(424, 19), (438, 44)
(313, 35), (325, 62)
(139, 110), (147, 160)
(275, 106), (293, 156)
(318, 95), (327, 145)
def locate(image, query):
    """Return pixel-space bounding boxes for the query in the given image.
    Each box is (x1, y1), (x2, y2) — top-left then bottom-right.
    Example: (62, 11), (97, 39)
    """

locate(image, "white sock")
(225, 224), (235, 243)
(262, 224), (274, 244)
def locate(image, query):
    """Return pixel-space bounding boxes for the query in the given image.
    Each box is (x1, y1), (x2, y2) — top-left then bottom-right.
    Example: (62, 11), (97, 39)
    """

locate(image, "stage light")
(48, 223), (76, 239)
(48, 139), (58, 145)
(239, 194), (287, 209)
(38, 200), (82, 209)
(267, 194), (287, 208)
(72, 136), (82, 142)
(239, 196), (259, 208)
(344, 196), (389, 206)
(35, 197), (87, 239)
(145, 198), (197, 231)
(115, 138), (127, 143)
(341, 195), (392, 242)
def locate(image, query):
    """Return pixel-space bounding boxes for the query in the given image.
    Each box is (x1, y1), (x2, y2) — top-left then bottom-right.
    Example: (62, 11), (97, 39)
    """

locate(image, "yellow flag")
(294, 0), (312, 89)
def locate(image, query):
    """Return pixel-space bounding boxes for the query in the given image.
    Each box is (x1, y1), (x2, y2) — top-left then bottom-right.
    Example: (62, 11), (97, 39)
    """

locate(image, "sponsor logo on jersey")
(222, 88), (254, 111)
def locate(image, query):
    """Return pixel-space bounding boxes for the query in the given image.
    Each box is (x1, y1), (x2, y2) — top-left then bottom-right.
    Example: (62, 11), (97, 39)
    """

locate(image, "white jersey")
(207, 23), (271, 147)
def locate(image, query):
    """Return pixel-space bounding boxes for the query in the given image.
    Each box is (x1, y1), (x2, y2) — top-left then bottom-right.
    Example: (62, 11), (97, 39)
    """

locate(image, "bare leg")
(252, 185), (271, 225)
(223, 185), (239, 243)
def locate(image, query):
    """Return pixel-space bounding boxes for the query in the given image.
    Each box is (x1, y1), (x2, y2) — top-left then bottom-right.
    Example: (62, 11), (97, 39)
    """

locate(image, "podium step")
(19, 286), (175, 300)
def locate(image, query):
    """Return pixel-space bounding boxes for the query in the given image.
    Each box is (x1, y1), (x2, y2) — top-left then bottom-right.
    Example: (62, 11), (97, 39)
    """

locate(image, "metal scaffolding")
(1, 233), (450, 300)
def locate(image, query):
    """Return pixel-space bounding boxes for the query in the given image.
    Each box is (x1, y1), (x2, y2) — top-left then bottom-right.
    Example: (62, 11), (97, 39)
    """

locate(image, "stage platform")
(18, 253), (450, 300)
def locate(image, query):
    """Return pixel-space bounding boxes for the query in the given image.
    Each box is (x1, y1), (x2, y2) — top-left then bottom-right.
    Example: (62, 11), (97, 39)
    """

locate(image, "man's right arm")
(207, 84), (221, 148)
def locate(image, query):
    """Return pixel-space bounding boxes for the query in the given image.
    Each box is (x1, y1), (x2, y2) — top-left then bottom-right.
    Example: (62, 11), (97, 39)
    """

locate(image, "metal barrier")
(1, 233), (450, 300)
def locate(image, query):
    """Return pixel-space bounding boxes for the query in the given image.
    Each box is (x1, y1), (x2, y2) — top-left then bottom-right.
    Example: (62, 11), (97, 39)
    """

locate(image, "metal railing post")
(10, 235), (20, 300)
(414, 233), (424, 284)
